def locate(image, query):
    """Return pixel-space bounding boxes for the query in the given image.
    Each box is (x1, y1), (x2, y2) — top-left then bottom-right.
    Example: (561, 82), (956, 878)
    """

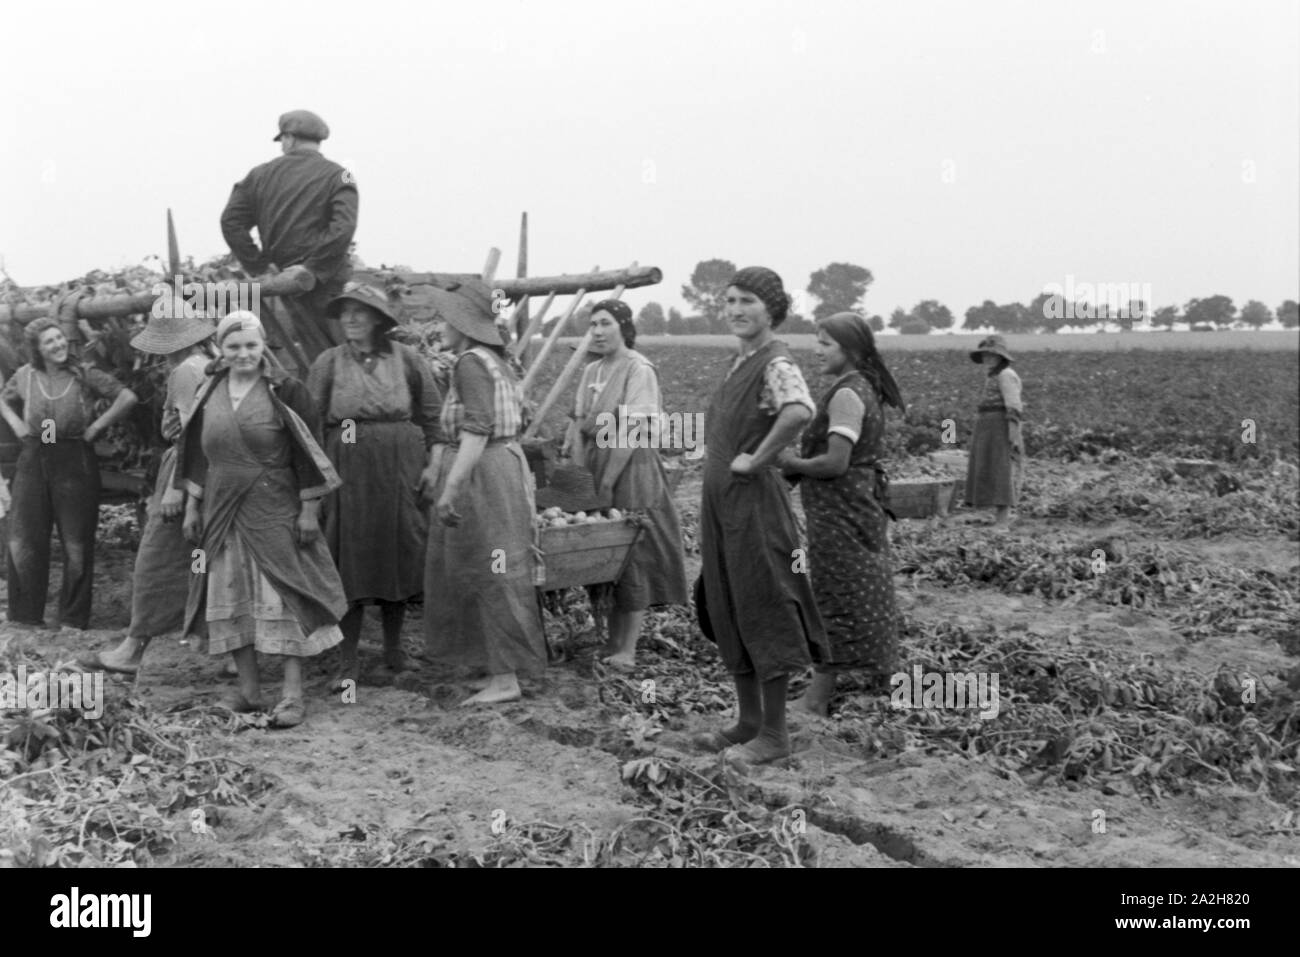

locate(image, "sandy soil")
(2, 468), (1296, 868)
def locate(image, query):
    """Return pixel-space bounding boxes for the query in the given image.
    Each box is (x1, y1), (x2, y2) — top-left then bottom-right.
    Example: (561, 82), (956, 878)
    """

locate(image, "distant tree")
(685, 314), (711, 335)
(1151, 305), (1180, 331)
(666, 307), (688, 336)
(1115, 299), (1144, 332)
(782, 312), (816, 334)
(899, 317), (931, 335)
(807, 262), (874, 321)
(867, 314), (885, 333)
(995, 301), (1032, 334)
(1028, 292), (1066, 332)
(1184, 295), (1235, 329)
(1279, 299), (1299, 329)
(1239, 300), (1273, 329)
(887, 307), (909, 330)
(637, 302), (666, 336)
(909, 299), (954, 330)
(964, 300), (1000, 331)
(681, 258), (737, 329)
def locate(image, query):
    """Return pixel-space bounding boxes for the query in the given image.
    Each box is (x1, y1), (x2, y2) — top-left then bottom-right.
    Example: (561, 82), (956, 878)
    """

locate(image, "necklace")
(35, 369), (76, 401)
(227, 376), (257, 408)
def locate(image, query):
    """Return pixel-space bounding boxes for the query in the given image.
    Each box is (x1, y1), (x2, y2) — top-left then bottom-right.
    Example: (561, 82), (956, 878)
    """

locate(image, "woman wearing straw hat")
(177, 311), (346, 727)
(965, 334), (1024, 529)
(418, 280), (545, 706)
(779, 313), (905, 716)
(1, 317), (138, 630)
(692, 266), (828, 766)
(308, 283), (441, 690)
(562, 299), (688, 669)
(91, 307), (217, 674)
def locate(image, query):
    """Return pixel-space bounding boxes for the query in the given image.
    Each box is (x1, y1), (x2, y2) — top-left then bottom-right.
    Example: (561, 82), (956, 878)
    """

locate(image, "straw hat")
(970, 334), (1013, 364)
(325, 282), (400, 331)
(131, 314), (215, 355)
(428, 279), (503, 348)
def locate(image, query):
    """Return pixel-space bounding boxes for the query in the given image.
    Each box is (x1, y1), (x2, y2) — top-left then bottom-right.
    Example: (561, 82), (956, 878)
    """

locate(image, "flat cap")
(273, 110), (329, 142)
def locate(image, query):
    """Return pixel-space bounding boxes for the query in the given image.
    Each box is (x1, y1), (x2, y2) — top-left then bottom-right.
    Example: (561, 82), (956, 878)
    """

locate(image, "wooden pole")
(482, 247), (501, 283)
(356, 266), (660, 299)
(515, 212), (529, 342)
(523, 263), (635, 439)
(0, 270), (318, 326)
(520, 266), (597, 397)
(166, 209), (181, 278)
(0, 265), (662, 326)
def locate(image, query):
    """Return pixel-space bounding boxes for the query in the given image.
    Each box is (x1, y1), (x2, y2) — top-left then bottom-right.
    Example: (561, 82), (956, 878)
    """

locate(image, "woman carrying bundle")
(563, 300), (689, 669)
(964, 335), (1023, 529)
(693, 266), (827, 766)
(420, 280), (545, 706)
(1, 317), (137, 630)
(178, 311), (346, 727)
(779, 313), (905, 716)
(308, 283), (441, 689)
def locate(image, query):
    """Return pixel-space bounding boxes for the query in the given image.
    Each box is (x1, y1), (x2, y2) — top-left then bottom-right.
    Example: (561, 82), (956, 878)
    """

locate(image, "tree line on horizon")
(573, 258), (1299, 336)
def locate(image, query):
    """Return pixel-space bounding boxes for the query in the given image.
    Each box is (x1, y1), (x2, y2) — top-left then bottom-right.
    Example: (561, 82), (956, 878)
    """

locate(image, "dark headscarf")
(591, 299), (636, 348)
(728, 266), (790, 327)
(818, 312), (905, 412)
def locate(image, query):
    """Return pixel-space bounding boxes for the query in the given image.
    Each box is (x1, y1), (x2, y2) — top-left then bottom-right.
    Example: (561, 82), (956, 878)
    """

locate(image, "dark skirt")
(698, 456), (827, 681)
(802, 468), (899, 678)
(589, 445), (689, 612)
(966, 409), (1020, 507)
(322, 420), (427, 604)
(424, 441), (546, 675)
(129, 446), (191, 638)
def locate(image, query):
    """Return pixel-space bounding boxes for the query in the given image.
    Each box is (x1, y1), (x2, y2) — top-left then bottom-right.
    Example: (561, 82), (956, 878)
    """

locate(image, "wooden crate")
(538, 519), (642, 590)
(888, 479), (962, 520)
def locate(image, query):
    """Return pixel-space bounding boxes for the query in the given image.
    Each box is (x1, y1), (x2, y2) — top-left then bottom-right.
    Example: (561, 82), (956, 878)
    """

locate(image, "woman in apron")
(693, 267), (827, 766)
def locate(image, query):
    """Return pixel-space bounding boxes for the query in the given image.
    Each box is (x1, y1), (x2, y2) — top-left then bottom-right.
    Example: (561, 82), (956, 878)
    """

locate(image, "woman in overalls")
(1, 317), (137, 630)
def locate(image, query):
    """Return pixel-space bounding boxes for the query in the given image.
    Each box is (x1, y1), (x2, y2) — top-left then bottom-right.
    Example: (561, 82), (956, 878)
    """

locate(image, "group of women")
(2, 267), (1024, 752)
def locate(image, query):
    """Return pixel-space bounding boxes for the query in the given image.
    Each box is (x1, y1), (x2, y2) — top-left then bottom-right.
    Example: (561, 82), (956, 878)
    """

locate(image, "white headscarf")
(216, 310), (264, 345)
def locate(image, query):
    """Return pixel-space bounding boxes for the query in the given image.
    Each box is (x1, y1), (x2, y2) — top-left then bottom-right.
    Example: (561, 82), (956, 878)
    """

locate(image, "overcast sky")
(2, 0), (1296, 319)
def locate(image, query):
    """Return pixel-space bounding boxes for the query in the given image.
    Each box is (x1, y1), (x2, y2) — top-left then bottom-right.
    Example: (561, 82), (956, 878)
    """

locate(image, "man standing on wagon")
(220, 110), (358, 347)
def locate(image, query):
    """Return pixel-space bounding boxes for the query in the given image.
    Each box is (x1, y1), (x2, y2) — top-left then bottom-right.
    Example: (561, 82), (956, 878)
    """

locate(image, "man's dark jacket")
(220, 147), (358, 284)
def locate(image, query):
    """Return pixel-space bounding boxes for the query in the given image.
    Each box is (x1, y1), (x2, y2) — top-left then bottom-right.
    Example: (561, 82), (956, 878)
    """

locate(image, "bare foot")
(724, 729), (791, 767)
(466, 674), (492, 691)
(461, 674), (521, 706)
(601, 651), (636, 671)
(96, 637), (146, 674)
